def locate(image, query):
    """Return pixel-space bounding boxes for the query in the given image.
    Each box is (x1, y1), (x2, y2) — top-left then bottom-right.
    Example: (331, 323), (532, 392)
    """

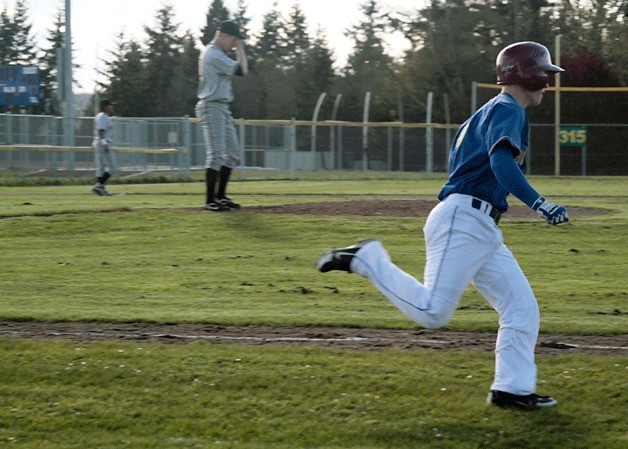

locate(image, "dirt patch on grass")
(245, 200), (609, 219)
(1, 320), (625, 356)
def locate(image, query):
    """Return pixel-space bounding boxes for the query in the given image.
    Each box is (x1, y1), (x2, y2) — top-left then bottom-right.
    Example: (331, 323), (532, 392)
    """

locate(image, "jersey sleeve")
(208, 49), (239, 76)
(485, 103), (528, 156)
(95, 114), (108, 131)
(490, 143), (540, 207)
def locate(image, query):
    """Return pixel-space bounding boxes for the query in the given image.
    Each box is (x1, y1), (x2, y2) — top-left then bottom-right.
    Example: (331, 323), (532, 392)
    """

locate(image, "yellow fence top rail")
(0, 145), (186, 154)
(476, 83), (628, 92)
(188, 117), (460, 129)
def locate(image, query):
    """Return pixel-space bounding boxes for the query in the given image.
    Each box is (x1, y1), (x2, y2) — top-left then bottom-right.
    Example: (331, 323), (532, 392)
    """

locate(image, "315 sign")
(559, 126), (587, 147)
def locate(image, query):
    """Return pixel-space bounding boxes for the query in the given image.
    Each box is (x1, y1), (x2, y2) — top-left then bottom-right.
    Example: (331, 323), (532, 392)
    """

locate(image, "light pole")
(64, 0), (74, 149)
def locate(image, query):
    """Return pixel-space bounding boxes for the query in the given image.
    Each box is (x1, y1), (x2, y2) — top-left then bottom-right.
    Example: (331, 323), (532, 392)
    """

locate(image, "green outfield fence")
(0, 113), (626, 179)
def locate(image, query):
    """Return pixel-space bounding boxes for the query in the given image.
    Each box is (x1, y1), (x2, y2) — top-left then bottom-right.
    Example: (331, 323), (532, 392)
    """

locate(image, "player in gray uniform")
(195, 21), (249, 211)
(92, 99), (116, 196)
(318, 42), (569, 410)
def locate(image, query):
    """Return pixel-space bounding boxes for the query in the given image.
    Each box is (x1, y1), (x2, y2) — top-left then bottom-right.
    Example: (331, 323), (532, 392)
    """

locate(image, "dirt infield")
(1, 320), (626, 355)
(3, 200), (622, 354)
(245, 199), (609, 219)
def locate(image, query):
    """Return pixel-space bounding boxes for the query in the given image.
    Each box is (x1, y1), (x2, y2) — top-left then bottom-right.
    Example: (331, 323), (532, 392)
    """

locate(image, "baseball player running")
(318, 41), (569, 410)
(195, 20), (249, 211)
(92, 99), (116, 196)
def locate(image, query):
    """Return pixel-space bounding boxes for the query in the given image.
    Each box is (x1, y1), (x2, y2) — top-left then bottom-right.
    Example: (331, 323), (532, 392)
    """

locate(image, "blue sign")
(0, 66), (40, 106)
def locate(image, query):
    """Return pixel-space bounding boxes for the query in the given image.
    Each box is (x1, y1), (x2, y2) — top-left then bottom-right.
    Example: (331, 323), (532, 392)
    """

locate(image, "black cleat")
(487, 390), (557, 410)
(217, 196), (240, 210)
(316, 239), (378, 273)
(204, 202), (232, 212)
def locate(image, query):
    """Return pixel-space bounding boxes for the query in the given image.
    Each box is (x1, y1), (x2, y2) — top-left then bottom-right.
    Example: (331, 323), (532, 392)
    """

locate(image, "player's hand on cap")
(532, 196), (569, 225)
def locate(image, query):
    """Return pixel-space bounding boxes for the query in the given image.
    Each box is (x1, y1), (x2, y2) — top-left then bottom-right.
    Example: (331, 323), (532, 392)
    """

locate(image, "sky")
(15, 0), (422, 93)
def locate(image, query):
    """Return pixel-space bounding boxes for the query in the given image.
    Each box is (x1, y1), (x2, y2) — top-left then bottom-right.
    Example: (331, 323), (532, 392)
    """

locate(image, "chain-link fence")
(0, 114), (190, 178)
(1, 113), (626, 178)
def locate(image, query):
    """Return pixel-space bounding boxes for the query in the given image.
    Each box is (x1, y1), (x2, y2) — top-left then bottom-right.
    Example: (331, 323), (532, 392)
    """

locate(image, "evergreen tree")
(99, 30), (146, 117)
(241, 2), (291, 118)
(0, 6), (14, 65)
(232, 0), (253, 72)
(36, 7), (65, 115)
(233, 0), (251, 38)
(7, 0), (36, 65)
(294, 30), (335, 119)
(168, 32), (200, 117)
(142, 4), (185, 116)
(200, 0), (231, 45)
(255, 2), (287, 69)
(284, 2), (310, 69)
(339, 0), (395, 121)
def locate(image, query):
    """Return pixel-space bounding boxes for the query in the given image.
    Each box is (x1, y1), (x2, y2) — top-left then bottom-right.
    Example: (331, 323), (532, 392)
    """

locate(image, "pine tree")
(294, 30), (336, 119)
(232, 0), (253, 69)
(0, 6), (14, 65)
(142, 4), (185, 116)
(168, 32), (200, 117)
(200, 0), (231, 45)
(255, 2), (287, 69)
(36, 7), (65, 115)
(284, 3), (310, 69)
(8, 0), (36, 65)
(99, 30), (147, 117)
(339, 0), (395, 121)
(233, 0), (251, 38)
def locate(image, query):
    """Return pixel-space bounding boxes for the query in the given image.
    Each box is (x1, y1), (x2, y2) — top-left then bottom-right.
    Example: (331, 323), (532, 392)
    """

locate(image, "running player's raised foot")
(317, 239), (380, 273)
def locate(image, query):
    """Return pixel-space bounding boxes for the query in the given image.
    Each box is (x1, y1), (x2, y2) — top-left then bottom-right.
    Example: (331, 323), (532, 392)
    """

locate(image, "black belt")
(471, 198), (501, 225)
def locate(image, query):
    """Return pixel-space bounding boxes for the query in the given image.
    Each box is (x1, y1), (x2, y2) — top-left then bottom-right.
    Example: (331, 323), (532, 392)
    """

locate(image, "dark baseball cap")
(100, 99), (114, 108)
(218, 21), (247, 40)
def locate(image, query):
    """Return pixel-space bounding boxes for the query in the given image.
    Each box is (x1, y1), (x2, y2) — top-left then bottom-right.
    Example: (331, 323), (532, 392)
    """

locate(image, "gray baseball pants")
(195, 100), (241, 171)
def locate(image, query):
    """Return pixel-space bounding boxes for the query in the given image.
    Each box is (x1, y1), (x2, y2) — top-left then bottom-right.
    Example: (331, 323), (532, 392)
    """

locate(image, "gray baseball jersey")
(197, 44), (239, 102)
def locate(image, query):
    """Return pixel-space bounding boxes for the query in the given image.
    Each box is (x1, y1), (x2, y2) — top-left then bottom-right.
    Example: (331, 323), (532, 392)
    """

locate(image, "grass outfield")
(0, 176), (625, 332)
(0, 340), (625, 449)
(0, 175), (626, 448)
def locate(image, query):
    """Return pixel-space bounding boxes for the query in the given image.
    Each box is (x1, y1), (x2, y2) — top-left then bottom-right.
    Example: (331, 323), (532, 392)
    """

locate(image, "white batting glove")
(532, 196), (569, 225)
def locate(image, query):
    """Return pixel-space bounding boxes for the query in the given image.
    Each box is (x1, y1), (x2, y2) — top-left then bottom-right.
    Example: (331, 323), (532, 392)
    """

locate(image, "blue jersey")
(438, 93), (528, 211)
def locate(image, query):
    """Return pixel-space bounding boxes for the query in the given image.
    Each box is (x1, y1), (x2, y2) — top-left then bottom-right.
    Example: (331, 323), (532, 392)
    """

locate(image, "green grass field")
(0, 174), (626, 448)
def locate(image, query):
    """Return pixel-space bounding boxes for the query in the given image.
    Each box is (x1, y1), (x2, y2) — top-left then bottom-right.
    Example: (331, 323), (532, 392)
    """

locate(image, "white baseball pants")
(92, 138), (117, 177)
(195, 100), (241, 171)
(350, 193), (540, 395)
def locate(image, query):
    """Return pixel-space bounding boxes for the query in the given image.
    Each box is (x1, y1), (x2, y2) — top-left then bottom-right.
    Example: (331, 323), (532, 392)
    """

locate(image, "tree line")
(1, 0), (626, 124)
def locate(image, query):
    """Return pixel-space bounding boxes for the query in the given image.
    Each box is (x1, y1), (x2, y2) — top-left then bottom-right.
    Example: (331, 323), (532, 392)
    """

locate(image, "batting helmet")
(496, 41), (564, 91)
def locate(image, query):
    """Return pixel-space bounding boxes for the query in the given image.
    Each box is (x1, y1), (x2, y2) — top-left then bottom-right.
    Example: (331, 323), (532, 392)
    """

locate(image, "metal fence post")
(582, 144), (586, 176)
(387, 126), (393, 171)
(49, 116), (58, 172)
(289, 118), (296, 179)
(181, 115), (191, 179)
(399, 126), (405, 172)
(471, 81), (478, 114)
(337, 126), (343, 170)
(6, 113), (12, 168)
(362, 92), (371, 171)
(426, 92), (434, 173)
(20, 114), (29, 170)
(526, 126), (532, 175)
(238, 118), (246, 180)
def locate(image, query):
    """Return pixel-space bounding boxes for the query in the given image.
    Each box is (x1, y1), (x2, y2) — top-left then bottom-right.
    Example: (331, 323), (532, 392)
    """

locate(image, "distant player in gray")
(195, 21), (249, 211)
(92, 99), (116, 196)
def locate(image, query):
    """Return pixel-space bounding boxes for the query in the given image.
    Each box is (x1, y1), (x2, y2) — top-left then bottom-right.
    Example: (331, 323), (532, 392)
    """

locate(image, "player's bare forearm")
(236, 42), (249, 76)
